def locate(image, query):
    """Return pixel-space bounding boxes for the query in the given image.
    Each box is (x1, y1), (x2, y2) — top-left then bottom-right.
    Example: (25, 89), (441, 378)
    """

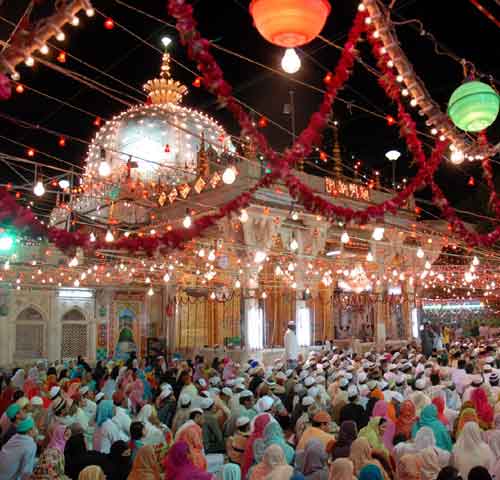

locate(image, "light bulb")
(198, 248), (205, 258)
(222, 166), (236, 184)
(183, 214), (192, 229)
(105, 230), (114, 242)
(98, 160), (111, 177)
(367, 251), (374, 262)
(25, 56), (34, 67)
(71, 16), (80, 26)
(208, 250), (216, 261)
(254, 250), (266, 264)
(68, 256), (78, 267)
(450, 149), (464, 165)
(210, 292), (216, 300)
(341, 231), (350, 244)
(147, 287), (154, 296)
(86, 8), (95, 17)
(416, 247), (425, 258)
(56, 31), (65, 42)
(290, 237), (299, 251)
(281, 48), (301, 74)
(3, 260), (10, 271)
(425, 260), (431, 270)
(239, 209), (249, 223)
(261, 291), (268, 299)
(235, 279), (241, 289)
(163, 273), (170, 282)
(288, 262), (295, 272)
(89, 232), (96, 242)
(372, 227), (385, 241)
(58, 179), (70, 189)
(472, 256), (480, 266)
(33, 181), (45, 197)
(40, 45), (49, 55)
(74, 279), (80, 287)
(291, 211), (299, 221)
(161, 36), (172, 48)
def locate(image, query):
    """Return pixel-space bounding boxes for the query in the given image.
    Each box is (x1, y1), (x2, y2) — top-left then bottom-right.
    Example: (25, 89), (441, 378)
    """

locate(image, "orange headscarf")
(396, 400), (416, 439)
(432, 397), (449, 426)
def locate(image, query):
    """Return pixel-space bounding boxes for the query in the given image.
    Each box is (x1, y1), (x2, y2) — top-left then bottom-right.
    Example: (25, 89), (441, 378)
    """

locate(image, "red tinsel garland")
(480, 132), (500, 219)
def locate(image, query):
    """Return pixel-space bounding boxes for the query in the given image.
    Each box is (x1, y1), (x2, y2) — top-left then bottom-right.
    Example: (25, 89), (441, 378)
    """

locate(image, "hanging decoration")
(249, 0), (331, 47)
(448, 80), (499, 132)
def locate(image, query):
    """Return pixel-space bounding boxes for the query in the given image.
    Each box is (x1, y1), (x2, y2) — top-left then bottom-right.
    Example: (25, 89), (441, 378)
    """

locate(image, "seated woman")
(163, 441), (214, 480)
(248, 444), (293, 480)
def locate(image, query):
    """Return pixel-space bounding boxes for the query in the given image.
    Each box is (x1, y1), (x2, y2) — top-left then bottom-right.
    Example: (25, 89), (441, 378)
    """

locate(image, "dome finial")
(143, 53), (188, 105)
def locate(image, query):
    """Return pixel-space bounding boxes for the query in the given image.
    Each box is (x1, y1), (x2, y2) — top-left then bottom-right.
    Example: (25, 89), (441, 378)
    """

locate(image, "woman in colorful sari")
(163, 441), (214, 480)
(454, 405), (479, 439)
(431, 397), (449, 428)
(254, 419), (294, 465)
(240, 413), (273, 479)
(349, 437), (390, 480)
(329, 458), (356, 480)
(296, 438), (329, 480)
(411, 405), (452, 452)
(32, 423), (71, 480)
(397, 454), (422, 480)
(248, 444), (293, 480)
(471, 388), (494, 430)
(396, 401), (416, 440)
(127, 445), (162, 480)
(372, 401), (396, 451)
(359, 417), (390, 460)
(331, 420), (358, 460)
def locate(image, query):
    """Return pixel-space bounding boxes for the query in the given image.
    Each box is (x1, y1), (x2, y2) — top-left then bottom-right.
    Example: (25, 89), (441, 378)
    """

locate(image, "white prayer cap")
(339, 378), (349, 388)
(159, 386), (173, 400)
(256, 396), (274, 412)
(190, 408), (203, 415)
(95, 392), (105, 402)
(209, 376), (221, 386)
(180, 394), (192, 407)
(236, 416), (250, 428)
(31, 396), (43, 406)
(276, 372), (287, 381)
(347, 385), (359, 398)
(415, 378), (427, 390)
(201, 397), (215, 410)
(302, 396), (314, 407)
(239, 390), (253, 399)
(357, 372), (367, 383)
(308, 386), (320, 398)
(285, 369), (294, 378)
(197, 378), (207, 387)
(50, 386), (61, 399)
(79, 386), (89, 396)
(222, 387), (233, 397)
(304, 377), (316, 387)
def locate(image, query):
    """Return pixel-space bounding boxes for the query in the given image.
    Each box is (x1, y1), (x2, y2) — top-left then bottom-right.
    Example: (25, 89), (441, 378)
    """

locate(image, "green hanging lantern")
(448, 80), (500, 132)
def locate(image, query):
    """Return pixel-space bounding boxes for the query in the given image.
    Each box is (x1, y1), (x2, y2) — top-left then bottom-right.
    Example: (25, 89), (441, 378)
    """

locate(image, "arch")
(61, 308), (88, 359)
(15, 306), (46, 359)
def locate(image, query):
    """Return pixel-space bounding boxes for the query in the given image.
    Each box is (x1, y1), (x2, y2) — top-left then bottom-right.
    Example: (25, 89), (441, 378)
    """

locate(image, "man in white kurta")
(284, 322), (299, 369)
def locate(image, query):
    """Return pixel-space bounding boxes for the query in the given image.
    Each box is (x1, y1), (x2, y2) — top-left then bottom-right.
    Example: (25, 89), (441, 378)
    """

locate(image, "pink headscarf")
(241, 413), (273, 479)
(471, 388), (494, 426)
(164, 441), (212, 480)
(48, 424), (68, 453)
(372, 400), (396, 451)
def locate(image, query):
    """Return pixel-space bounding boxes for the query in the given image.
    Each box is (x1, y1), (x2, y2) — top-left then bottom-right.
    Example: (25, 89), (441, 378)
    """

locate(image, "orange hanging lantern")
(468, 176), (475, 187)
(249, 0), (331, 47)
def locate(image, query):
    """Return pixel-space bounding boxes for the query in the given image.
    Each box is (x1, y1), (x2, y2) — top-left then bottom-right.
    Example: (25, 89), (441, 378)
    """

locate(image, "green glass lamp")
(448, 80), (500, 132)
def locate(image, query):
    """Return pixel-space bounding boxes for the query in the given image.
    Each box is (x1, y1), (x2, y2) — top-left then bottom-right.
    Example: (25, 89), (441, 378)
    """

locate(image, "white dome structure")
(50, 54), (235, 228)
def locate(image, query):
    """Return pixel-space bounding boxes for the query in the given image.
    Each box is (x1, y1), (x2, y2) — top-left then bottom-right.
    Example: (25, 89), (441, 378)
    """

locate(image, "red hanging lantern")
(192, 76), (202, 88)
(164, 144), (170, 153)
(58, 136), (66, 147)
(15, 84), (24, 94)
(323, 72), (333, 84)
(93, 116), (102, 127)
(249, 0), (331, 47)
(104, 18), (115, 30)
(319, 150), (328, 161)
(468, 176), (475, 187)
(386, 115), (396, 126)
(27, 148), (35, 157)
(258, 116), (268, 128)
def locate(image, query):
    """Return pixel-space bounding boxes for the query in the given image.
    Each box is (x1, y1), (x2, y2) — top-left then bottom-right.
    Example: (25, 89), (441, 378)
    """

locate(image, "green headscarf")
(411, 404), (452, 452)
(358, 417), (388, 456)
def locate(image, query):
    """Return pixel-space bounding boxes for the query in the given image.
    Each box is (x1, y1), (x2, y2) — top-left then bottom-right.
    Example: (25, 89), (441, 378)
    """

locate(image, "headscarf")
(412, 405), (452, 452)
(163, 441), (212, 480)
(455, 407), (479, 438)
(219, 463), (241, 480)
(452, 421), (494, 479)
(471, 388), (494, 427)
(396, 400), (417, 440)
(431, 397), (449, 426)
(128, 445), (161, 480)
(420, 448), (441, 480)
(350, 437), (372, 475)
(371, 401), (396, 450)
(358, 464), (384, 480)
(11, 369), (25, 389)
(398, 454), (422, 480)
(259, 420), (294, 465)
(96, 399), (114, 426)
(48, 424), (68, 453)
(332, 421), (357, 460)
(108, 440), (133, 480)
(329, 458), (355, 480)
(248, 444), (291, 480)
(358, 417), (389, 457)
(78, 466), (105, 480)
(301, 439), (328, 479)
(241, 413), (273, 478)
(415, 427), (437, 451)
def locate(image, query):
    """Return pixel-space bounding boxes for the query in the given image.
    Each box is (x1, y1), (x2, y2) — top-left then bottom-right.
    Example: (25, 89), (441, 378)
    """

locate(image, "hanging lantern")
(468, 176), (475, 187)
(448, 80), (500, 132)
(192, 76), (202, 88)
(249, 0), (331, 48)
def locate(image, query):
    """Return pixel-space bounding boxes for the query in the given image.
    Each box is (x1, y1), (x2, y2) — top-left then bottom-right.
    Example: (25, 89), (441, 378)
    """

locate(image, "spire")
(332, 122), (342, 179)
(143, 53), (188, 105)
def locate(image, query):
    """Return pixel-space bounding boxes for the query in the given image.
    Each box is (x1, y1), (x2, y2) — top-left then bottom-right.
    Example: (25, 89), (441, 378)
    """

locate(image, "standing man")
(284, 321), (299, 369)
(421, 323), (435, 358)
